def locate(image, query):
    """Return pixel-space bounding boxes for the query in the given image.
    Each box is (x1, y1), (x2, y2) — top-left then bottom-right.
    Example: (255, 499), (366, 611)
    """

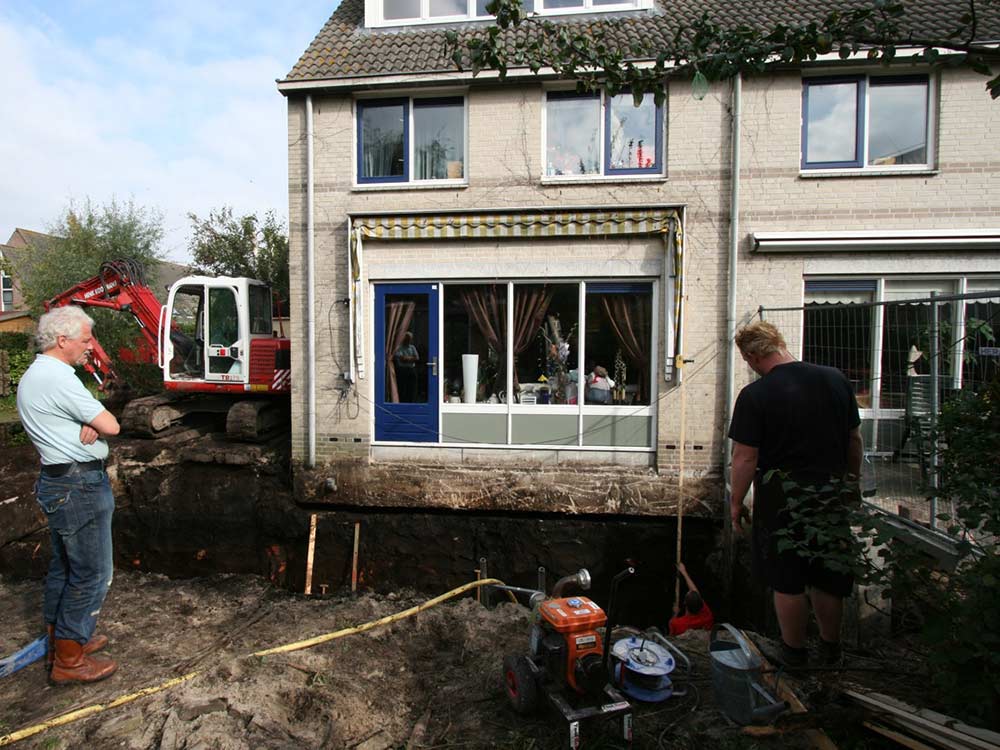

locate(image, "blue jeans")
(35, 468), (115, 644)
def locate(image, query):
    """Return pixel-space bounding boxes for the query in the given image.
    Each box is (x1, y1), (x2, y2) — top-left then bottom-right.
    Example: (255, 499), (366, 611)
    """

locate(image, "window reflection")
(869, 81), (928, 166)
(805, 81), (858, 164)
(385, 293), (429, 404)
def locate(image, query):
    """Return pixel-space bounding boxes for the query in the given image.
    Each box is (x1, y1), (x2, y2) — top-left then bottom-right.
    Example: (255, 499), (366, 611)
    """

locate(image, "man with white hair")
(17, 305), (120, 685)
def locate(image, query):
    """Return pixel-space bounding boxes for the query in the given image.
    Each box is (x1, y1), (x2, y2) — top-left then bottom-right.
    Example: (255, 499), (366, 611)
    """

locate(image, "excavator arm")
(44, 259), (166, 390)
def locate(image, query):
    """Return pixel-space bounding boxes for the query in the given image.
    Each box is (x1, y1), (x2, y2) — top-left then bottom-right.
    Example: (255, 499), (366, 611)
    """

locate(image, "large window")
(443, 284), (507, 403)
(801, 75), (930, 170)
(357, 97), (465, 184)
(545, 91), (663, 178)
(368, 0), (649, 26)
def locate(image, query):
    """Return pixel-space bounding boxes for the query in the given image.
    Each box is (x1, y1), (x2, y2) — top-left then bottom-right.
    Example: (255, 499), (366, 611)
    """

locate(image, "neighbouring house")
(279, 0), (1000, 515)
(0, 228), (191, 321)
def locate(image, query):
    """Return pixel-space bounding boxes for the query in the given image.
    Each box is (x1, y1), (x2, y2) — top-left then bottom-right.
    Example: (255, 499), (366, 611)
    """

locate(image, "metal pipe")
(929, 291), (939, 528)
(552, 569), (592, 597)
(723, 73), (743, 498)
(306, 94), (316, 468)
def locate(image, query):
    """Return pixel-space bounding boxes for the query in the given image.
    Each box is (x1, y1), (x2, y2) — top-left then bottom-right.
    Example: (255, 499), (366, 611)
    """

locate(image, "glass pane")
(546, 95), (600, 176)
(385, 294), (429, 404)
(963, 301), (1000, 391)
(593, 0), (632, 5)
(513, 284), (578, 405)
(803, 302), (874, 408)
(475, 0), (530, 14)
(1, 276), (11, 290)
(430, 0), (466, 14)
(543, 0), (582, 8)
(607, 93), (659, 171)
(2, 290), (12, 307)
(805, 81), (858, 164)
(585, 286), (652, 405)
(868, 80), (928, 166)
(360, 102), (405, 179)
(443, 284), (507, 404)
(881, 301), (953, 409)
(168, 286), (203, 378)
(384, 0), (420, 19)
(249, 285), (272, 335)
(208, 287), (241, 374)
(414, 100), (464, 180)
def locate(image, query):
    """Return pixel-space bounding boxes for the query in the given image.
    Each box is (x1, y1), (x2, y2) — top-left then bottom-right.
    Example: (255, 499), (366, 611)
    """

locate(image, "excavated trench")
(0, 430), (737, 627)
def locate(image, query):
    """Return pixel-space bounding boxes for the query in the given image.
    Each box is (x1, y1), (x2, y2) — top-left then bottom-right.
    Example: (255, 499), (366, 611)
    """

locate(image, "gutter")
(723, 73), (742, 496)
(306, 95), (317, 468)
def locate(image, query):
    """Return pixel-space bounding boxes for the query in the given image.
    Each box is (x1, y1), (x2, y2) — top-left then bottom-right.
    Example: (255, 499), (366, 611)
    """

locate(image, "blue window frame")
(357, 96), (466, 184)
(545, 90), (664, 178)
(802, 74), (930, 170)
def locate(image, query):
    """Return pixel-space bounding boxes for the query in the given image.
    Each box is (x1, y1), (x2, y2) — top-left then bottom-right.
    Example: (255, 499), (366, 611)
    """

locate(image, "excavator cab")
(162, 276), (274, 390)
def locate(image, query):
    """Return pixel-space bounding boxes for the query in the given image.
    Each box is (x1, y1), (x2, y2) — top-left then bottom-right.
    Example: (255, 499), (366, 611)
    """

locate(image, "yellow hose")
(0, 577), (505, 747)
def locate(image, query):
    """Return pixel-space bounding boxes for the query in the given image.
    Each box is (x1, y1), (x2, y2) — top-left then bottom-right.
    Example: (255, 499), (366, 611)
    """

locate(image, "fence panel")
(760, 290), (1000, 528)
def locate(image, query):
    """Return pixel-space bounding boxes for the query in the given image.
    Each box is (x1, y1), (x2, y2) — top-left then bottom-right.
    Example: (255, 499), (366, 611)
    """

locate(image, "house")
(0, 228), (192, 320)
(278, 0), (1000, 515)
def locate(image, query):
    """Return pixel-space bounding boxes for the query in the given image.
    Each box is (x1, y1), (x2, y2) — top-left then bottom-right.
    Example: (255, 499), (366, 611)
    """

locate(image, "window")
(545, 91), (663, 178)
(249, 284), (272, 335)
(513, 283), (578, 405)
(443, 284), (507, 403)
(585, 284), (653, 405)
(357, 97), (465, 184)
(367, 0), (648, 26)
(1, 274), (12, 309)
(801, 75), (930, 170)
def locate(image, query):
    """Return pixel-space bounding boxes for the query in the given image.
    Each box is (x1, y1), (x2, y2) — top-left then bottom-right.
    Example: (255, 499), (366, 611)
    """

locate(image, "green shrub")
(0, 332), (31, 352)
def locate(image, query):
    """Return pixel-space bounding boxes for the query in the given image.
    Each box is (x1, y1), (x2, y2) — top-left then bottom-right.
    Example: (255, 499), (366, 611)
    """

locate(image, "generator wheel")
(503, 654), (538, 714)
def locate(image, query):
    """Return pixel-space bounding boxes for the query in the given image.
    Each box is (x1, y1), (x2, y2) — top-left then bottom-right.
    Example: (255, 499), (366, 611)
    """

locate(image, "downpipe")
(306, 95), (316, 468)
(723, 74), (743, 507)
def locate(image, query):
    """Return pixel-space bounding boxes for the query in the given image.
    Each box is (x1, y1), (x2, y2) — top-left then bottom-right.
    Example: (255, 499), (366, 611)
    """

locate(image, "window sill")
(352, 180), (468, 192)
(799, 168), (938, 179)
(540, 175), (667, 186)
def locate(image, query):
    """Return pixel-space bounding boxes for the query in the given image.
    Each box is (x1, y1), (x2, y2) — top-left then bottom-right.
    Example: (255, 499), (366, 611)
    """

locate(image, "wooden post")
(304, 513), (318, 595)
(351, 521), (361, 594)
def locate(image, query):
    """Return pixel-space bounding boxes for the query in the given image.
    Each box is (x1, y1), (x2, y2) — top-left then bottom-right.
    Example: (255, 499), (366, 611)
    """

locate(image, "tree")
(187, 208), (290, 314)
(448, 0), (1000, 104)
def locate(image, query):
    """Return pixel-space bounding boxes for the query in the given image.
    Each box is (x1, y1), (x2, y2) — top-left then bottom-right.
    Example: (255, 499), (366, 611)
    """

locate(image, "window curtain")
(601, 296), (650, 401)
(459, 285), (506, 392)
(512, 286), (554, 387)
(384, 301), (415, 403)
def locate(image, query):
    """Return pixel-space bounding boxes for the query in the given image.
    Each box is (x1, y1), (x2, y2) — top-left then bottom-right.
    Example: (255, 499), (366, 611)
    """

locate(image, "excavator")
(45, 259), (291, 441)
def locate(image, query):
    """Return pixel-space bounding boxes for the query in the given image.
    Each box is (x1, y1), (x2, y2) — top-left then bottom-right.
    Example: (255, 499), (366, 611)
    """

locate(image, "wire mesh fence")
(759, 288), (1000, 531)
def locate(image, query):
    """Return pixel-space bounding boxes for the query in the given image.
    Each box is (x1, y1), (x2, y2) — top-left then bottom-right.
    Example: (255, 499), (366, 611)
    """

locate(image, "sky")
(0, 1), (337, 263)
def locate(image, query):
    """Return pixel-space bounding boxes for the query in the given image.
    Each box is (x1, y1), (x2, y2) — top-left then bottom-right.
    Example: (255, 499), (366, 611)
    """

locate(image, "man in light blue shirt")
(17, 306), (120, 685)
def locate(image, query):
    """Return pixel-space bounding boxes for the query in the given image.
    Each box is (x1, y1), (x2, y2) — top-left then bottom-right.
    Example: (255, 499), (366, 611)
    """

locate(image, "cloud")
(0, 1), (334, 262)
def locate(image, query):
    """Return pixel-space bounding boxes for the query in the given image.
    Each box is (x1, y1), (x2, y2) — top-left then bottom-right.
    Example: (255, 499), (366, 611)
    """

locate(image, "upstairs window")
(1, 274), (12, 309)
(801, 75), (931, 170)
(357, 97), (466, 185)
(367, 0), (650, 27)
(545, 90), (663, 179)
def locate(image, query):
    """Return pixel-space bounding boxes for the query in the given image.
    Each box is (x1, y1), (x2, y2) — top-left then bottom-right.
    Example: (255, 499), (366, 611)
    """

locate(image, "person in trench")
(16, 306), (120, 684)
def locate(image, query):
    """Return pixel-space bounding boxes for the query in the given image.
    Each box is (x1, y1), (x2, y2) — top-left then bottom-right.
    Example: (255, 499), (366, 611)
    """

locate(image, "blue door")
(374, 283), (439, 442)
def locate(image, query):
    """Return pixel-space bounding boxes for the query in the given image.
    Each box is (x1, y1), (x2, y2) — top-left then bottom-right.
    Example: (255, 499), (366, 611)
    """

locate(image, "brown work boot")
(50, 639), (117, 685)
(46, 626), (109, 671)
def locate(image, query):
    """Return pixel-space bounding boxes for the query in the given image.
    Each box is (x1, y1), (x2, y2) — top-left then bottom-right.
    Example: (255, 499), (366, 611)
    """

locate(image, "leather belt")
(40, 459), (105, 478)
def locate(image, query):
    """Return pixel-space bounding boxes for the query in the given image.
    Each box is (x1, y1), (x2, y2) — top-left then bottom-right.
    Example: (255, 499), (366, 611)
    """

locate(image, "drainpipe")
(723, 73), (742, 497)
(306, 95), (316, 468)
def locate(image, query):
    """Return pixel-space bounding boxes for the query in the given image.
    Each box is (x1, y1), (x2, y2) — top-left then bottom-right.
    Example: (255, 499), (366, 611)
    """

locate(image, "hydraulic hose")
(0, 577), (505, 747)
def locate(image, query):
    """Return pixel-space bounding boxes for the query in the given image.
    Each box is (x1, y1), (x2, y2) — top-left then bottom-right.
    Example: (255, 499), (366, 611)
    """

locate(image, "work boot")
(778, 641), (809, 671)
(45, 626), (109, 672)
(818, 638), (843, 667)
(50, 639), (117, 685)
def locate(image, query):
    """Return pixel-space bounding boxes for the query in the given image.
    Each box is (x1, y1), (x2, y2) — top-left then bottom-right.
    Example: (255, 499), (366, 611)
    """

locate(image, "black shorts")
(751, 473), (854, 598)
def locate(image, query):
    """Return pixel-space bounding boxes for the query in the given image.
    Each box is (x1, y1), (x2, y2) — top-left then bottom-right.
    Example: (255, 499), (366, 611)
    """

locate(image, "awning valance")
(347, 208), (685, 382)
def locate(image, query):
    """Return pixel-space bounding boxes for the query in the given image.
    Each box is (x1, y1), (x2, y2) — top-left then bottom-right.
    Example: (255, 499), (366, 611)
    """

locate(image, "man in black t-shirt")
(728, 321), (863, 668)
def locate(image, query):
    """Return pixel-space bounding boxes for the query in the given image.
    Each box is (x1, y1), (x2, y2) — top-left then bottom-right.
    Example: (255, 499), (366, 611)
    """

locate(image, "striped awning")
(349, 208), (685, 380)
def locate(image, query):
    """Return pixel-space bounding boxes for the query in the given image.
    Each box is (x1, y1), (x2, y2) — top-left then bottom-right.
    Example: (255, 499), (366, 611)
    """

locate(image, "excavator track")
(120, 394), (233, 438)
(225, 399), (291, 442)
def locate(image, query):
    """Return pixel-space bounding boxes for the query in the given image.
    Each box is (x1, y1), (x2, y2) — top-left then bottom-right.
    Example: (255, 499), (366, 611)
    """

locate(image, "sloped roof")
(283, 0), (1000, 83)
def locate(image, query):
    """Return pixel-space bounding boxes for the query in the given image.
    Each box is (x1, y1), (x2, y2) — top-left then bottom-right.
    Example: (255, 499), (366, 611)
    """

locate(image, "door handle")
(427, 356), (437, 376)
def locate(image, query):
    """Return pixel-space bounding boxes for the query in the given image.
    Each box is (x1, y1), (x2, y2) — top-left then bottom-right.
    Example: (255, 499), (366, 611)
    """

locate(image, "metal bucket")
(709, 624), (787, 725)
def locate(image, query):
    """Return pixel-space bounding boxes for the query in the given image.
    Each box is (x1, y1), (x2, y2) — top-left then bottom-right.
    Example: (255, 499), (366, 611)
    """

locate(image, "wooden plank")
(864, 721), (937, 750)
(304, 513), (318, 596)
(740, 630), (838, 750)
(351, 522), (361, 593)
(844, 690), (1000, 750)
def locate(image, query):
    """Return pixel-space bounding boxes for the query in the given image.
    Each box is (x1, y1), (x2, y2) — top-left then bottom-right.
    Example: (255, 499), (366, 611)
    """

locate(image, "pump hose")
(0, 577), (505, 747)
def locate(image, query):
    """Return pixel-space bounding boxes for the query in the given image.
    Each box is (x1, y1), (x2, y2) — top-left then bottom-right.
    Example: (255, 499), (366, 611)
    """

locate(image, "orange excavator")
(45, 259), (291, 440)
